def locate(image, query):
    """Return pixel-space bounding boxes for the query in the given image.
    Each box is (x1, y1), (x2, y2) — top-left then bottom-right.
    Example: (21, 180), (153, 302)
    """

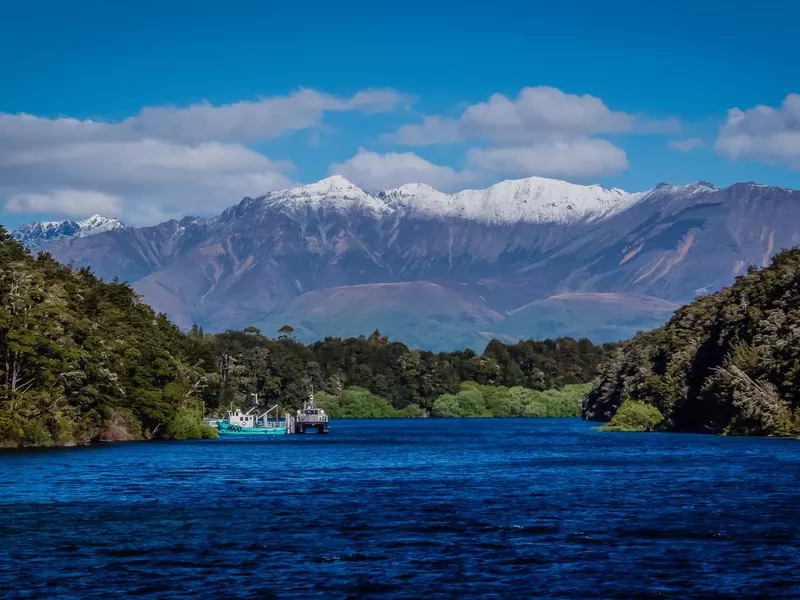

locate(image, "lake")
(1, 418), (799, 598)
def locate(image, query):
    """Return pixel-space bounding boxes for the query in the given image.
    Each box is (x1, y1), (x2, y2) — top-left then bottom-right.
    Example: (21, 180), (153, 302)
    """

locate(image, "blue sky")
(1, 0), (799, 227)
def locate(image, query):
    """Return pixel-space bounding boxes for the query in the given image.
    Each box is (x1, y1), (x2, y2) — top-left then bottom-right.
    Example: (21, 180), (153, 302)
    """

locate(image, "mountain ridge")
(14, 175), (800, 350)
(11, 214), (124, 250)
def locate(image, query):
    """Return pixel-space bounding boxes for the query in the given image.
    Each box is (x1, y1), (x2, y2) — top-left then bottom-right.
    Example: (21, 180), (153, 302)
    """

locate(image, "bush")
(429, 382), (590, 418)
(432, 394), (462, 417)
(316, 387), (421, 418)
(0, 410), (25, 447)
(165, 409), (219, 440)
(22, 418), (52, 447)
(600, 400), (664, 432)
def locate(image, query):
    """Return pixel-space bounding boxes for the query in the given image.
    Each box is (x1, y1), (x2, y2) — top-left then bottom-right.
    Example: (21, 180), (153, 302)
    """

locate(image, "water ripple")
(1, 418), (799, 598)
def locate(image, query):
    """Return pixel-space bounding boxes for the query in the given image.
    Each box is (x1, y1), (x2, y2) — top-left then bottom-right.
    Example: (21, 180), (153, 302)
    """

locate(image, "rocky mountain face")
(29, 175), (800, 350)
(11, 215), (124, 250)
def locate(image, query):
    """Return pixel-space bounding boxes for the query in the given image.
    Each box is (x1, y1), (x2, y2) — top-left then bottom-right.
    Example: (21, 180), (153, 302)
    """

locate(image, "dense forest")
(0, 226), (617, 447)
(183, 327), (613, 418)
(0, 228), (218, 447)
(584, 248), (800, 437)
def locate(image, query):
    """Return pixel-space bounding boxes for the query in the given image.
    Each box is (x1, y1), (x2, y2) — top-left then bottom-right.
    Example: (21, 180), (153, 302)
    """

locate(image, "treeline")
(182, 327), (616, 416)
(312, 383), (591, 419)
(0, 228), (216, 448)
(584, 248), (800, 436)
(0, 227), (616, 447)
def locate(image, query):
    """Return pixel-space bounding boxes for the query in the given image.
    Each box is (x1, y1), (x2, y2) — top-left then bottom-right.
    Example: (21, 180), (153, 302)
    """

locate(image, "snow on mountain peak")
(11, 215), (124, 250)
(251, 174), (658, 224)
(382, 175), (642, 224)
(260, 176), (389, 215)
(78, 214), (124, 232)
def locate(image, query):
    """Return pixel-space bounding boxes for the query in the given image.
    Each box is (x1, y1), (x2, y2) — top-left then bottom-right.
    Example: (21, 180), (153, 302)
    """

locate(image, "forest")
(583, 248), (800, 437)
(183, 327), (611, 419)
(0, 227), (616, 447)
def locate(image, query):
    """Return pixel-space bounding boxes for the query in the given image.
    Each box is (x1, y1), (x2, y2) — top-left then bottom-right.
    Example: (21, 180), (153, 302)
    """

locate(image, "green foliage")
(600, 400), (664, 432)
(315, 387), (423, 418)
(431, 382), (591, 418)
(0, 229), (214, 447)
(0, 227), (614, 446)
(196, 328), (613, 418)
(22, 418), (52, 446)
(432, 394), (465, 417)
(166, 409), (219, 440)
(585, 248), (800, 437)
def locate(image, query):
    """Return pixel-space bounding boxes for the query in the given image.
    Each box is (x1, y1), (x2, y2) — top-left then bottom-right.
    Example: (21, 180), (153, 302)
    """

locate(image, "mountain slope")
(495, 293), (680, 343)
(36, 175), (800, 350)
(252, 281), (507, 350)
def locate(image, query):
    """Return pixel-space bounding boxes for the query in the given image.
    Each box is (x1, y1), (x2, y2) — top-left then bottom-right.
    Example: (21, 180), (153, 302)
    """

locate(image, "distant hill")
(25, 175), (800, 350)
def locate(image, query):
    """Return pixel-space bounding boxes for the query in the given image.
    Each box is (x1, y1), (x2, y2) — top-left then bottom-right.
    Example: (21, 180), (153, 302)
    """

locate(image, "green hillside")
(584, 249), (800, 436)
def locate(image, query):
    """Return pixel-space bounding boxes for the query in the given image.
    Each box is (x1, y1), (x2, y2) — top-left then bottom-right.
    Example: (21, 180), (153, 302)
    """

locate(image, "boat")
(216, 398), (287, 435)
(293, 391), (329, 434)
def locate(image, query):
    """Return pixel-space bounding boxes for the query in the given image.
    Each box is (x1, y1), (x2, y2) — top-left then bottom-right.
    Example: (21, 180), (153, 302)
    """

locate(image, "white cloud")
(0, 138), (294, 225)
(715, 93), (800, 170)
(385, 116), (461, 146)
(330, 149), (476, 192)
(379, 86), (676, 181)
(4, 190), (122, 217)
(389, 86), (678, 146)
(669, 137), (703, 152)
(125, 88), (410, 144)
(0, 88), (408, 223)
(467, 138), (629, 179)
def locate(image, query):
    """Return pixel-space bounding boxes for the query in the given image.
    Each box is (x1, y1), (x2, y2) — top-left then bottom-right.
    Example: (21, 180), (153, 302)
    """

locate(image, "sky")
(1, 0), (799, 228)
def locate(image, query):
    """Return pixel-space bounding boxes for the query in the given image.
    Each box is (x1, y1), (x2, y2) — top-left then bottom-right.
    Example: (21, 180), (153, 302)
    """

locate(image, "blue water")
(2, 419), (799, 599)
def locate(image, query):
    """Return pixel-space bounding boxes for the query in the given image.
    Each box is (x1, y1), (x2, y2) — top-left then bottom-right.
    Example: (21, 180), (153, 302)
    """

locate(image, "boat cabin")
(294, 393), (329, 433)
(225, 407), (258, 428)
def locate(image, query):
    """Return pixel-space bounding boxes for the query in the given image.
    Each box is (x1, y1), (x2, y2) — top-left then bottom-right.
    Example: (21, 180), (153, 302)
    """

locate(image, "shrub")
(601, 400), (664, 432)
(165, 409), (218, 440)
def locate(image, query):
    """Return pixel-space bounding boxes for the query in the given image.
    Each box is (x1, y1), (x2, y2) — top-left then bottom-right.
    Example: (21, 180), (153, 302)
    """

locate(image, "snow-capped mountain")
(245, 174), (645, 224)
(11, 215), (124, 250)
(255, 175), (390, 216)
(28, 176), (800, 351)
(381, 176), (643, 224)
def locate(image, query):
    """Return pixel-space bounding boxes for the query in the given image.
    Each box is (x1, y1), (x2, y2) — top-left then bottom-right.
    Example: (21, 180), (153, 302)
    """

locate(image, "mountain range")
(12, 215), (124, 250)
(10, 175), (800, 350)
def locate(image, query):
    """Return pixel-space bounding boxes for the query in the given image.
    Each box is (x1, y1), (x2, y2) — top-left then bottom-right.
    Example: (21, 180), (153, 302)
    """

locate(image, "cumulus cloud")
(125, 88), (410, 144)
(379, 86), (678, 181)
(388, 86), (678, 146)
(715, 93), (800, 170)
(0, 88), (407, 224)
(5, 190), (122, 217)
(330, 149), (476, 192)
(0, 137), (294, 224)
(466, 138), (629, 179)
(669, 137), (703, 152)
(386, 116), (461, 146)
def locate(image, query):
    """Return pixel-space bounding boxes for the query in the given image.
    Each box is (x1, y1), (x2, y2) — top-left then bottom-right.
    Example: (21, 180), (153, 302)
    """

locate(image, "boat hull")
(217, 422), (286, 435)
